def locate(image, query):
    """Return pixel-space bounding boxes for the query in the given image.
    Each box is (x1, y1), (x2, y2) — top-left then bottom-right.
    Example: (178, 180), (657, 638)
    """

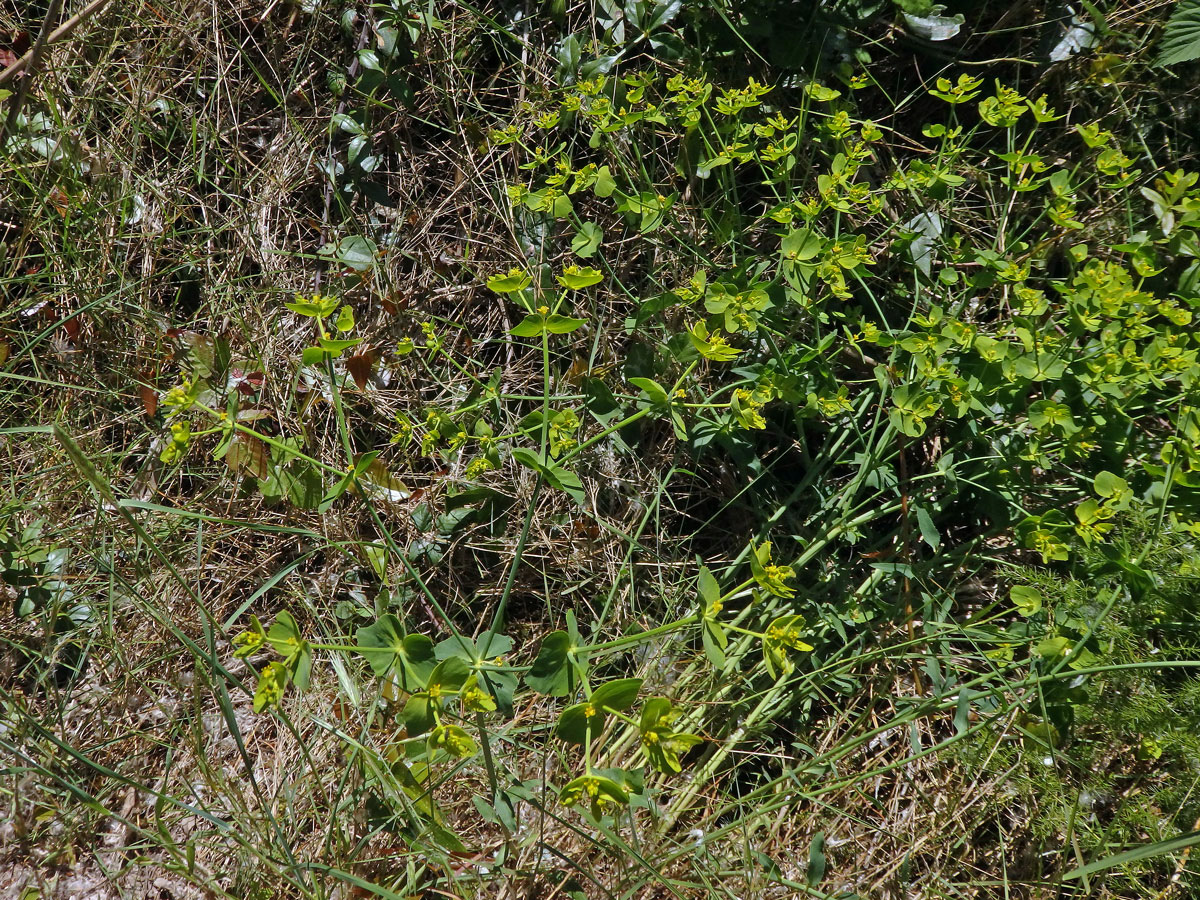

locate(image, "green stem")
(559, 361), (698, 466)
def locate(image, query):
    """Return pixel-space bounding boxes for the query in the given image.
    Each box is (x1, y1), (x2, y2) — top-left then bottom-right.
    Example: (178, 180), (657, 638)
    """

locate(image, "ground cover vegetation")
(3, 0), (1200, 896)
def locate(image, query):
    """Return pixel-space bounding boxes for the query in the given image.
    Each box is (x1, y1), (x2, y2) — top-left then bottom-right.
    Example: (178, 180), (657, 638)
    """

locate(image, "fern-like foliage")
(1157, 0), (1200, 66)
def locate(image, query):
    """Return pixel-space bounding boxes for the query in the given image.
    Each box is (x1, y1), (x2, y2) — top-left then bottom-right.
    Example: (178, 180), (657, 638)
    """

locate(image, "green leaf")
(402, 659), (471, 738)
(591, 677), (642, 712)
(915, 507), (940, 552)
(571, 222), (603, 257)
(1035, 635), (1072, 660)
(762, 614), (813, 678)
(592, 164), (616, 198)
(261, 450), (324, 510)
(559, 773), (628, 817)
(629, 377), (669, 406)
(486, 269), (532, 293)
(264, 611), (313, 691)
(356, 615), (436, 688)
(555, 701), (599, 744)
(556, 266), (603, 289)
(702, 618), (727, 668)
(806, 832), (827, 887)
(318, 235), (378, 272)
(290, 643), (312, 691)
(316, 336), (362, 356)
(510, 447), (543, 472)
(697, 566), (720, 608)
(511, 448), (586, 504)
(335, 304), (355, 332)
(544, 463), (586, 504)
(428, 656), (471, 691)
(526, 631), (574, 696)
(544, 314), (587, 334)
(267, 610), (300, 643)
(509, 315), (546, 337)
(1010, 585), (1043, 617)
(510, 313), (585, 337)
(286, 295), (340, 318)
(266, 611), (301, 654)
(429, 724), (479, 759)
(1094, 470), (1130, 501)
(1062, 829), (1200, 881)
(318, 471), (354, 513)
(1156, 0), (1200, 66)
(301, 346), (330, 366)
(402, 693), (435, 736)
(781, 227), (823, 261)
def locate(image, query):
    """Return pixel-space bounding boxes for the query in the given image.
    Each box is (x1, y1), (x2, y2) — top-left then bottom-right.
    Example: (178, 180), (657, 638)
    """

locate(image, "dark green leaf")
(571, 222), (603, 257)
(1156, 0), (1200, 66)
(526, 631), (574, 696)
(629, 377), (669, 406)
(356, 615), (436, 688)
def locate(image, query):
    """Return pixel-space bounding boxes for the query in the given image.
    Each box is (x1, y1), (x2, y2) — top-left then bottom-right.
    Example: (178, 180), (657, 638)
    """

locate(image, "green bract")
(509, 313), (587, 337)
(556, 265), (603, 289)
(486, 268), (532, 293)
(285, 293), (340, 318)
(559, 773), (628, 818)
(639, 698), (703, 774)
(750, 542), (797, 599)
(554, 678), (642, 745)
(762, 614), (814, 678)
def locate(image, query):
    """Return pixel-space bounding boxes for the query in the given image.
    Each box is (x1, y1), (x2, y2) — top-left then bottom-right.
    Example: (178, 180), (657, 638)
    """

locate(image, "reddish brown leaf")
(140, 385), (158, 417)
(139, 369), (158, 417)
(231, 368), (265, 395)
(62, 314), (81, 341)
(0, 48), (16, 68)
(47, 188), (69, 216)
(225, 435), (269, 480)
(346, 350), (375, 390)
